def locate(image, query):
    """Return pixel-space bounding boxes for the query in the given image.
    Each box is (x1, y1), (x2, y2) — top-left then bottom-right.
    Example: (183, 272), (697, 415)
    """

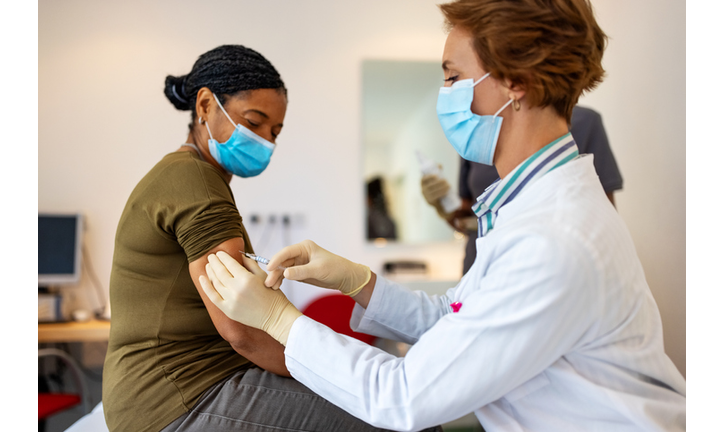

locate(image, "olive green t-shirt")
(102, 151), (254, 432)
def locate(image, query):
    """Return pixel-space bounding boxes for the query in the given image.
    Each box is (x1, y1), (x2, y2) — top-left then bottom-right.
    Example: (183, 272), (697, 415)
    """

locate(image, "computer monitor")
(38, 213), (84, 287)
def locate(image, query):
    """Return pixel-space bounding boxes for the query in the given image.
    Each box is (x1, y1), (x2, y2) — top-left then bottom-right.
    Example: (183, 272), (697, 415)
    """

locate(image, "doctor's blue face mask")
(205, 93), (276, 178)
(436, 73), (513, 166)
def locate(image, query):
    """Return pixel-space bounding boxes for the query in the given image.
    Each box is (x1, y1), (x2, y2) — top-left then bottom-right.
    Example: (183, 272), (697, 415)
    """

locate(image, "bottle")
(416, 150), (461, 214)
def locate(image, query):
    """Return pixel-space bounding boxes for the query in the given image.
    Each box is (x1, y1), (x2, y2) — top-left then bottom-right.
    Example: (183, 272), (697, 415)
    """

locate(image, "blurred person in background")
(422, 105), (623, 274)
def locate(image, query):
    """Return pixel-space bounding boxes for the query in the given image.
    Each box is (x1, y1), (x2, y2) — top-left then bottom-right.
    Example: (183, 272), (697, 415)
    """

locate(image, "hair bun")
(164, 75), (191, 110)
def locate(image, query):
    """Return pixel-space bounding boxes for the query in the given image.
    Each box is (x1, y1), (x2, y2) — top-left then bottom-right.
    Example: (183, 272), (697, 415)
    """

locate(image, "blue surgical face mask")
(436, 73), (513, 166)
(205, 93), (276, 178)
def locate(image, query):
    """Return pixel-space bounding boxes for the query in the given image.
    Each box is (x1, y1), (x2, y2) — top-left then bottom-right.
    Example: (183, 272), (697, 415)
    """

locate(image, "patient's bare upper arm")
(188, 237), (254, 346)
(188, 237), (290, 376)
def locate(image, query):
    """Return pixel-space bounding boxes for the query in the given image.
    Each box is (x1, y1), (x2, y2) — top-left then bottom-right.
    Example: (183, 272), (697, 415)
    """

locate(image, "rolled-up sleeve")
(177, 204), (243, 263)
(150, 156), (247, 263)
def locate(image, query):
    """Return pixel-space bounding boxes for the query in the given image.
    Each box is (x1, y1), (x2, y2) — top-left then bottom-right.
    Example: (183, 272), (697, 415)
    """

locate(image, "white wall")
(38, 0), (686, 376)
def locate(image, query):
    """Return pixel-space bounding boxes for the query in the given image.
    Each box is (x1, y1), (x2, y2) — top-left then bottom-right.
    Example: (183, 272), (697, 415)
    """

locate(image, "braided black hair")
(164, 45), (286, 126)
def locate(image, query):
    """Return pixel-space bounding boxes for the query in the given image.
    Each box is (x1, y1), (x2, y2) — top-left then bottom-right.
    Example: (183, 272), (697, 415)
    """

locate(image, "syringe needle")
(241, 251), (288, 270)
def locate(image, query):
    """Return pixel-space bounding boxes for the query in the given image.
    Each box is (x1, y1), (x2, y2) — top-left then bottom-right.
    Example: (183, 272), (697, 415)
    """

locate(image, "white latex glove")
(421, 173), (451, 216)
(264, 240), (371, 297)
(199, 251), (302, 346)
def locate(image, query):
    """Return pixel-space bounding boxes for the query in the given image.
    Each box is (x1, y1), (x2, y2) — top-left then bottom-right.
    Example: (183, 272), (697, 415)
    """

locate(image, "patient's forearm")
(194, 271), (291, 376)
(229, 325), (291, 376)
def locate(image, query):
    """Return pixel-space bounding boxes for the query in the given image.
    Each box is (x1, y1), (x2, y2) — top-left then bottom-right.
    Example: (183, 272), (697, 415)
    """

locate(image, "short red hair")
(439, 0), (607, 122)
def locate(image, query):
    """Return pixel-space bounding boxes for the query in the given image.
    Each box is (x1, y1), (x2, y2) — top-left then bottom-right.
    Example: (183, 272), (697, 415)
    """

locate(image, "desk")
(38, 319), (111, 343)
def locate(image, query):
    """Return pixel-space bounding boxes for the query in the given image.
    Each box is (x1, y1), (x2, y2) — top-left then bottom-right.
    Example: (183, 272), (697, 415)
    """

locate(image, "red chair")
(302, 294), (377, 345)
(38, 348), (90, 420)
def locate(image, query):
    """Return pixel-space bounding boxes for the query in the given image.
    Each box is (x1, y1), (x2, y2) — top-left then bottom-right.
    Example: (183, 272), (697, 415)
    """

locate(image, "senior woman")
(200, 1), (686, 431)
(102, 45), (434, 432)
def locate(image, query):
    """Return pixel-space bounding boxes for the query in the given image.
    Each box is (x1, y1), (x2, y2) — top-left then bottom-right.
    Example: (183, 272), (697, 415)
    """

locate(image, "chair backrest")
(38, 348), (90, 419)
(302, 294), (376, 345)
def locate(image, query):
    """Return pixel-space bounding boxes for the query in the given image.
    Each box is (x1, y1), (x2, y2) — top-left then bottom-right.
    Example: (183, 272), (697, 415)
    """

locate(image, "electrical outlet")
(244, 212), (306, 228)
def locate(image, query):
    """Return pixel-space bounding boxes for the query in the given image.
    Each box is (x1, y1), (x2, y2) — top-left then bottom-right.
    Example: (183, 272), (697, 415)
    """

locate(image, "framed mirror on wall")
(362, 60), (462, 244)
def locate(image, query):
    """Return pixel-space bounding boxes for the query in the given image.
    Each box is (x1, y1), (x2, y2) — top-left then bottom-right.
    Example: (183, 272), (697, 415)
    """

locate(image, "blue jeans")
(161, 367), (444, 432)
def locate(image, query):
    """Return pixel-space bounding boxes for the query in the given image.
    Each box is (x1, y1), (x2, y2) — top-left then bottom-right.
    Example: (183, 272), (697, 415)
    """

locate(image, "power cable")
(82, 244), (107, 316)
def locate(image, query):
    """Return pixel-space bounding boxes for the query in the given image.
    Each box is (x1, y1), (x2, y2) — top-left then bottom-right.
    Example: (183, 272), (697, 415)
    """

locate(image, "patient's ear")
(194, 87), (214, 123)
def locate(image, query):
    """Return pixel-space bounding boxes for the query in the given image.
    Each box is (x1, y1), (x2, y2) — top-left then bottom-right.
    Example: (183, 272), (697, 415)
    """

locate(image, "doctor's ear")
(502, 78), (527, 111)
(503, 78), (527, 102)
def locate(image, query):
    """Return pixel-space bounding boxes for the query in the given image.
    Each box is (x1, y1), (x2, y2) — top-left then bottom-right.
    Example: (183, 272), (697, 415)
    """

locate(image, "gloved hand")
(453, 216), (479, 233)
(264, 240), (371, 297)
(421, 173), (452, 216)
(199, 251), (302, 346)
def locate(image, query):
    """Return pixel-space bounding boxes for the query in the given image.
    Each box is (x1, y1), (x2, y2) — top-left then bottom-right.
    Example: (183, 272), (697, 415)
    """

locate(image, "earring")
(513, 99), (521, 111)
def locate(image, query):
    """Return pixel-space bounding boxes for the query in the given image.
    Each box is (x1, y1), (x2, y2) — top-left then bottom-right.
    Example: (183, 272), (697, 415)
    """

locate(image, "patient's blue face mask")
(436, 73), (513, 166)
(205, 93), (276, 178)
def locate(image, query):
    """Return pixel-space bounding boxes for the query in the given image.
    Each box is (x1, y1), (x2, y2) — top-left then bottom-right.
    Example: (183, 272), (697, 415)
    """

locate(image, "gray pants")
(161, 367), (443, 432)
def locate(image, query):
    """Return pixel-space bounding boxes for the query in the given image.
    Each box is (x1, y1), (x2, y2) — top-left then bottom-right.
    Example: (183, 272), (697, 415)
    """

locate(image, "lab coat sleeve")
(284, 229), (600, 431)
(348, 276), (457, 344)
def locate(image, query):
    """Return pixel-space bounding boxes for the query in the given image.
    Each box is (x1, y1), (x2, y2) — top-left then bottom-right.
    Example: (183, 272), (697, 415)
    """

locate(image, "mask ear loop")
(204, 119), (214, 141)
(201, 108), (231, 175)
(473, 73), (491, 86)
(494, 98), (515, 118)
(212, 93), (238, 128)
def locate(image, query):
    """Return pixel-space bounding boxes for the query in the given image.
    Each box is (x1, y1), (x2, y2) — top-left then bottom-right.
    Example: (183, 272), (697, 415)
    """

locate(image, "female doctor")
(199, 0), (686, 431)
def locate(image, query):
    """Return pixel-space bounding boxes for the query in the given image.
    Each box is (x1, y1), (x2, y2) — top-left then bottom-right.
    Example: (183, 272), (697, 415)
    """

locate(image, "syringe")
(242, 252), (288, 270)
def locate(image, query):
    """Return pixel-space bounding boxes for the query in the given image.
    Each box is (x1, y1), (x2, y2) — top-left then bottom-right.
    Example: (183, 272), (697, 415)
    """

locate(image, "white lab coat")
(284, 156), (686, 432)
